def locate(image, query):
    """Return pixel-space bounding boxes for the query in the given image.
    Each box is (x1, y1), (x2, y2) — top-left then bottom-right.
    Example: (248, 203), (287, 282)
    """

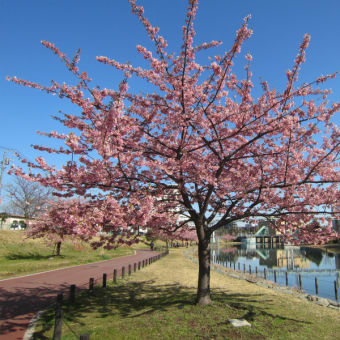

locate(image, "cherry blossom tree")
(27, 199), (96, 255)
(8, 0), (340, 305)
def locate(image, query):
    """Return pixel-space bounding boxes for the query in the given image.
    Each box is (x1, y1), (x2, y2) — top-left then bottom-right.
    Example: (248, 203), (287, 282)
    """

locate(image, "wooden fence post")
(69, 284), (76, 303)
(298, 274), (302, 290)
(285, 272), (288, 286)
(274, 270), (277, 283)
(52, 293), (63, 340)
(134, 263), (137, 272)
(138, 261), (141, 270)
(113, 269), (117, 284)
(249, 265), (251, 274)
(315, 277), (318, 295)
(264, 268), (267, 280)
(103, 273), (107, 288)
(80, 334), (90, 340)
(89, 278), (94, 295)
(128, 264), (131, 276)
(334, 281), (338, 300)
(122, 266), (125, 278)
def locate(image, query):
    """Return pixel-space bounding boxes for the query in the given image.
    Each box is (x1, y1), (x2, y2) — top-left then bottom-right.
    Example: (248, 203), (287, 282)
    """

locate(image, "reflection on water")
(212, 241), (340, 301)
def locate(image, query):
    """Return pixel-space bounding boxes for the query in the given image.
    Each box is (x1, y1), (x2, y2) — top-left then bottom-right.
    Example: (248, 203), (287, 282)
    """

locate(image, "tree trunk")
(196, 236), (212, 305)
(56, 241), (61, 256)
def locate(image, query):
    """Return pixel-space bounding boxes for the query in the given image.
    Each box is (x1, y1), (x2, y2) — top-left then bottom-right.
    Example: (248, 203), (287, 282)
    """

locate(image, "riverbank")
(307, 243), (340, 254)
(32, 247), (340, 339)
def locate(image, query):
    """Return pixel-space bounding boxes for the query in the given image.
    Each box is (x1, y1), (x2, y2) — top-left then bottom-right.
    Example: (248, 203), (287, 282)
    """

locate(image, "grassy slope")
(0, 231), (134, 280)
(33, 247), (340, 340)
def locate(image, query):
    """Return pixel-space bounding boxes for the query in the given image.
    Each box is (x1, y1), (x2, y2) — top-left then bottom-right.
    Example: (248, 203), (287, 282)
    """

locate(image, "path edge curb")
(23, 310), (45, 340)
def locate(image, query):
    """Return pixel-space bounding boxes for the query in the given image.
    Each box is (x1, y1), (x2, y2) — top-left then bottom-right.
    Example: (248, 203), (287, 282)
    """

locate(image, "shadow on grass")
(5, 252), (63, 261)
(33, 280), (311, 340)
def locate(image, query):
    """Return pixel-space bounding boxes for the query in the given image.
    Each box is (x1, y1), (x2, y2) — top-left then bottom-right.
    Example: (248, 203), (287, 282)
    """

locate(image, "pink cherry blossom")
(8, 0), (340, 305)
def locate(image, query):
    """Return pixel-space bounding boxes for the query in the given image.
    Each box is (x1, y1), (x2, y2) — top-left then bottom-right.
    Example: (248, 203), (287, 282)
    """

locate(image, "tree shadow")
(33, 280), (311, 339)
(5, 252), (62, 261)
(0, 283), (70, 337)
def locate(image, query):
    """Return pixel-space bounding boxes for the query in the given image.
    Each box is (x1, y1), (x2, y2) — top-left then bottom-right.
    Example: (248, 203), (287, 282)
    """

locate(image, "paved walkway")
(0, 249), (158, 340)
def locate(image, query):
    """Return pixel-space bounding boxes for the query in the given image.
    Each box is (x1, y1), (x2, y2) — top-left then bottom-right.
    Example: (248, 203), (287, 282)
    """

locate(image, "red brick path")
(0, 249), (159, 340)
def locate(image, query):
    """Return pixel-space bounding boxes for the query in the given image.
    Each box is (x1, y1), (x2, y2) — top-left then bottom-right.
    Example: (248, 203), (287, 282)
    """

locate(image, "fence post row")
(52, 293), (63, 340)
(51, 250), (170, 340)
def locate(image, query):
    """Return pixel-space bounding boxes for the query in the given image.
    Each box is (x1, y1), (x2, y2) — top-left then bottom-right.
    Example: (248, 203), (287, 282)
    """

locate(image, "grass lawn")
(33, 247), (340, 340)
(0, 231), (134, 280)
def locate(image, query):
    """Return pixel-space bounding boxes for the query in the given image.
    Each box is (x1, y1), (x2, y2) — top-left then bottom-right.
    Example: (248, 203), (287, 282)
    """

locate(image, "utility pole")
(0, 152), (10, 205)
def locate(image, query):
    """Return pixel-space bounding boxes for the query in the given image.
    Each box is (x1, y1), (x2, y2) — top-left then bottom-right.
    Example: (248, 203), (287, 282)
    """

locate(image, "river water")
(211, 242), (340, 301)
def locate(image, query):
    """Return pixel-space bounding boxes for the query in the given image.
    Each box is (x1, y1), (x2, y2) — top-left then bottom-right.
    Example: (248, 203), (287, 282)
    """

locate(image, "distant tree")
(5, 176), (52, 219)
(8, 0), (340, 305)
(0, 212), (8, 229)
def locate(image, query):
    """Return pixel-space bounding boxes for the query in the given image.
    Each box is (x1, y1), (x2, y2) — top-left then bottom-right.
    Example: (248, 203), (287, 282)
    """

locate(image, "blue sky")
(1, 0), (339, 203)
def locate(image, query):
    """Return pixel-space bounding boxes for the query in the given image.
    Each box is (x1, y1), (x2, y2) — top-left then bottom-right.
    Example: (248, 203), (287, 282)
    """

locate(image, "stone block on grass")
(229, 319), (251, 327)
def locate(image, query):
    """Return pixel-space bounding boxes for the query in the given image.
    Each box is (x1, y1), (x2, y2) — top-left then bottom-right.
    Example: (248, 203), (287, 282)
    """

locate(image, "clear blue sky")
(1, 0), (339, 199)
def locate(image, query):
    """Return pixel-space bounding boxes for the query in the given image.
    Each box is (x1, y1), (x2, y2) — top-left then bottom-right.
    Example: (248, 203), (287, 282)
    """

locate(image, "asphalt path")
(0, 249), (158, 340)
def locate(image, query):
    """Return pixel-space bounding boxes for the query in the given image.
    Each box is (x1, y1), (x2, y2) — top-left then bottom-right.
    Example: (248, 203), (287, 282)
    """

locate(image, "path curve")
(0, 249), (158, 340)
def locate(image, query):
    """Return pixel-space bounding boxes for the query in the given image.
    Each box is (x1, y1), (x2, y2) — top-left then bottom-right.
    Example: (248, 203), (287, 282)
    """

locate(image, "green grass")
(33, 281), (317, 340)
(32, 248), (340, 340)
(0, 231), (134, 279)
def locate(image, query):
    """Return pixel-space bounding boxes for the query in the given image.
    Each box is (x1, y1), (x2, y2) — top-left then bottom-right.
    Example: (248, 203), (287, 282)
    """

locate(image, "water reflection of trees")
(336, 254), (340, 270)
(300, 247), (323, 266)
(215, 247), (238, 263)
(216, 244), (339, 271)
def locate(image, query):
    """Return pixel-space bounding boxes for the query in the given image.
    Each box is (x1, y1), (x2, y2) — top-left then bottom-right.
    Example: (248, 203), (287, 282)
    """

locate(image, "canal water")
(211, 242), (340, 301)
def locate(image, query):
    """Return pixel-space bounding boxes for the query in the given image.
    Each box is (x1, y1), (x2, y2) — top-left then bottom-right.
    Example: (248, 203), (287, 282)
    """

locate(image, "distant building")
(0, 213), (35, 230)
(332, 205), (340, 234)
